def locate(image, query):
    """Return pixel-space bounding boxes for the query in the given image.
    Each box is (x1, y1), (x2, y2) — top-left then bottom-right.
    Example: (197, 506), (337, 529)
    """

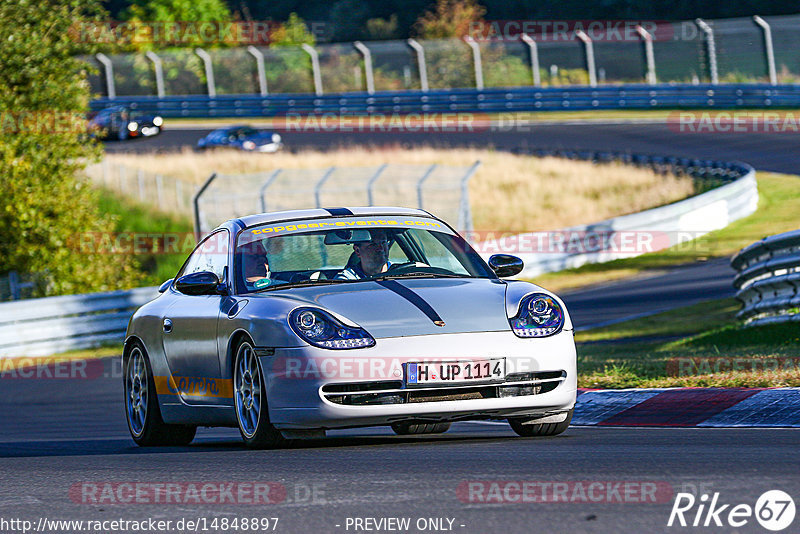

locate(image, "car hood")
(256, 277), (511, 338)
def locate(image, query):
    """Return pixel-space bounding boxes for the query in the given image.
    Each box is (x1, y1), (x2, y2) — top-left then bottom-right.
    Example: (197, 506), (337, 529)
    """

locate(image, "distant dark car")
(196, 125), (283, 153)
(88, 106), (163, 141)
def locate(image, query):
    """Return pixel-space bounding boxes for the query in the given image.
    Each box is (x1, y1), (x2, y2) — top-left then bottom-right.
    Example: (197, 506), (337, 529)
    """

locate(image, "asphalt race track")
(1, 367), (799, 533)
(105, 121), (799, 174)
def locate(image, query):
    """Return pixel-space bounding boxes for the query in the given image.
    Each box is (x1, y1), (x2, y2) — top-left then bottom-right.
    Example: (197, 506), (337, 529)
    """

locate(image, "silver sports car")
(124, 207), (577, 448)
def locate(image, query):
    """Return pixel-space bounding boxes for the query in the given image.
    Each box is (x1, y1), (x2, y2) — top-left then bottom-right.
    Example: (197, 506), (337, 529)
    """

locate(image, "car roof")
(234, 207), (435, 229)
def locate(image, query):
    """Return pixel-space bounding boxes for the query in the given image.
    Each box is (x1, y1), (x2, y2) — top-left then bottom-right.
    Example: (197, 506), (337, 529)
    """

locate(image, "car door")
(161, 230), (230, 405)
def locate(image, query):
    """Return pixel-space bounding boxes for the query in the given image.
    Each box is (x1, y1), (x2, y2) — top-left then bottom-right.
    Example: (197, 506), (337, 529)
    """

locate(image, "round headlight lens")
(289, 308), (375, 349)
(272, 133), (281, 143)
(510, 293), (565, 337)
(298, 311), (316, 329)
(127, 122), (138, 131)
(153, 116), (163, 127)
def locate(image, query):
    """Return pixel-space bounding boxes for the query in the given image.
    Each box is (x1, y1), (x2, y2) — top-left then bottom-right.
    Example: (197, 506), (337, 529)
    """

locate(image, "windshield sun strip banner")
(239, 216), (453, 246)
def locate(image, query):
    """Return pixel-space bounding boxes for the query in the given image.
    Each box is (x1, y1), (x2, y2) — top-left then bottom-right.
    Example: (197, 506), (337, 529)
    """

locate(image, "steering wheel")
(384, 262), (454, 276)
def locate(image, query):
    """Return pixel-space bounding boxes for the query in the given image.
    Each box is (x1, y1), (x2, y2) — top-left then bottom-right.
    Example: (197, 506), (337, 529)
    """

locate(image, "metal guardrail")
(732, 229), (800, 326)
(0, 287), (158, 358)
(476, 151), (757, 277)
(90, 83), (800, 118)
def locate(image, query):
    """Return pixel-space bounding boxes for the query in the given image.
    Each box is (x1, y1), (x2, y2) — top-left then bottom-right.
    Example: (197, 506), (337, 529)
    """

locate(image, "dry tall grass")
(106, 147), (696, 232)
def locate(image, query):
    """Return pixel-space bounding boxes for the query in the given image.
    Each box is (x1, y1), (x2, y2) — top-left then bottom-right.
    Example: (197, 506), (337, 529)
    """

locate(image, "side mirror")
(488, 254), (524, 278)
(175, 271), (222, 296)
(158, 278), (174, 293)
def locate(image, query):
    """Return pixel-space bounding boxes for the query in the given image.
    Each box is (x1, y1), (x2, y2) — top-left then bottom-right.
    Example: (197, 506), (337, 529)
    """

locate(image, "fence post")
(145, 51), (165, 97)
(259, 169), (282, 212)
(195, 48), (217, 97)
(415, 164), (438, 209)
(366, 164), (388, 206)
(636, 25), (657, 85)
(457, 161), (481, 233)
(247, 45), (268, 95)
(95, 53), (116, 99)
(155, 174), (165, 209)
(521, 34), (541, 86)
(463, 36), (484, 90)
(102, 158), (110, 187)
(314, 167), (336, 208)
(407, 39), (429, 92)
(9, 271), (20, 301)
(301, 44), (323, 96)
(575, 30), (597, 87)
(753, 16), (778, 85)
(175, 179), (183, 210)
(353, 41), (375, 94)
(193, 173), (218, 242)
(695, 19), (718, 85)
(137, 169), (146, 202)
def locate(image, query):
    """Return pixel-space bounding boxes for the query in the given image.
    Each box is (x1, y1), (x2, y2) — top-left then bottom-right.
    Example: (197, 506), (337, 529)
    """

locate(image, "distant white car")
(196, 125), (282, 153)
(124, 207), (577, 448)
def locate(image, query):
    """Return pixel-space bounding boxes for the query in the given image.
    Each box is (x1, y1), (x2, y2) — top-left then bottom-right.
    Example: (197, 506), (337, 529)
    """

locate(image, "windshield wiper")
(252, 278), (351, 293)
(370, 272), (472, 281)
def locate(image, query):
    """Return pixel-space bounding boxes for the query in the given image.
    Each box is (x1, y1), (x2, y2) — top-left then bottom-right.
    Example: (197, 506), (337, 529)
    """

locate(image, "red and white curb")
(573, 388), (800, 427)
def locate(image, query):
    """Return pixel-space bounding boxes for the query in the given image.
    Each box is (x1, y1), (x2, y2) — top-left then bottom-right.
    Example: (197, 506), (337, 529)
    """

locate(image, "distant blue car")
(197, 125), (283, 153)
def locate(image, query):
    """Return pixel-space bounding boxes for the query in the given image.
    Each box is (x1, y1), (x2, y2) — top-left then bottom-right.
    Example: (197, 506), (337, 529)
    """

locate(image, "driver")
(336, 229), (391, 279)
(242, 240), (274, 289)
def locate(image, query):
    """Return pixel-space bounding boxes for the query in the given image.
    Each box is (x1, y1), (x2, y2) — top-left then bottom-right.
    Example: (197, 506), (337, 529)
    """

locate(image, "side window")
(178, 230), (229, 281)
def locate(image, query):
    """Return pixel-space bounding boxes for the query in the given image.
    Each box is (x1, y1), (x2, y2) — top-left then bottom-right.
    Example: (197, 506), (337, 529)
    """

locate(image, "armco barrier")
(0, 287), (158, 358)
(90, 84), (800, 118)
(476, 152), (757, 277)
(732, 229), (800, 326)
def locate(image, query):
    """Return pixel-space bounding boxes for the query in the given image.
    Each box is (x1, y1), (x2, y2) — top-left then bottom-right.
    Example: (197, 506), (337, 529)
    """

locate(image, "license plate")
(405, 358), (506, 386)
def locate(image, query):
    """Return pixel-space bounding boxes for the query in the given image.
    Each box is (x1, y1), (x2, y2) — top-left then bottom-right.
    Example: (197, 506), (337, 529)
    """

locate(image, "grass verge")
(534, 172), (800, 292)
(105, 147), (696, 234)
(575, 298), (800, 388)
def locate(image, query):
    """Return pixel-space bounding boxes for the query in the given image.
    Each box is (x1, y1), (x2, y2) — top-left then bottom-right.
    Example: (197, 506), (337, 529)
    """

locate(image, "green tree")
(413, 0), (485, 39)
(269, 12), (316, 46)
(0, 0), (142, 295)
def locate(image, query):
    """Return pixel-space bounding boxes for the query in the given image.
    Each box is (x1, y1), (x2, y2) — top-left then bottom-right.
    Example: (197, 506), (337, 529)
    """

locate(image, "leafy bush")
(0, 0), (142, 295)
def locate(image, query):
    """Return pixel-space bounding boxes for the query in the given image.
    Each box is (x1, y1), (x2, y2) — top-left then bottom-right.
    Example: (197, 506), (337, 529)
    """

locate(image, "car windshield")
(234, 216), (493, 293)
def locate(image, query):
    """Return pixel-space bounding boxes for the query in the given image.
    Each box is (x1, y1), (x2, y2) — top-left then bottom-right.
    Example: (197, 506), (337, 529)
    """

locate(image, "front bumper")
(263, 330), (577, 430)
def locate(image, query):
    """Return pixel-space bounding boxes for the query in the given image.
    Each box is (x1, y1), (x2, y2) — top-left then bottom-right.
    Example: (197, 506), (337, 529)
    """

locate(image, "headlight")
(243, 140), (256, 150)
(509, 293), (564, 338)
(289, 308), (375, 349)
(271, 133), (281, 143)
(127, 122), (138, 131)
(153, 116), (163, 127)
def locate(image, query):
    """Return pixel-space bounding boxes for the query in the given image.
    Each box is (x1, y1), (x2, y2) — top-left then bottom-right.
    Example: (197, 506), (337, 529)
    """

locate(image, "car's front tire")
(233, 340), (285, 449)
(508, 408), (573, 437)
(124, 342), (196, 446)
(391, 422), (451, 435)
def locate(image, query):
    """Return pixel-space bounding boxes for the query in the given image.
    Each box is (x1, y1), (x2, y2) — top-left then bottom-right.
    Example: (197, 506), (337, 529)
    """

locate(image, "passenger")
(336, 229), (391, 279)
